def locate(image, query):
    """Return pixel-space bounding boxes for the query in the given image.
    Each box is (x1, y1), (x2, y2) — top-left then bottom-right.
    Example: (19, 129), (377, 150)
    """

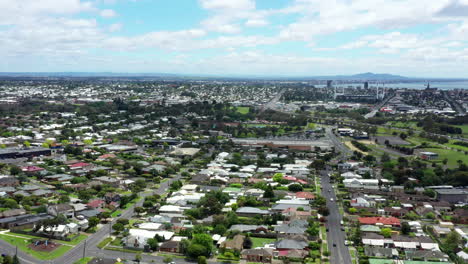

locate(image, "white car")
(330, 198), (334, 202)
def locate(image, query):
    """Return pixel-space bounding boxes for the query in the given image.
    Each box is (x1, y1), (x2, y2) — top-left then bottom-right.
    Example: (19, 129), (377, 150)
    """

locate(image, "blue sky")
(1, 0), (468, 77)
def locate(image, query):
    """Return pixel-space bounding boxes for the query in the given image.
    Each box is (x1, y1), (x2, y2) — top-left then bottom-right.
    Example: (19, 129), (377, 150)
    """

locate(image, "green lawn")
(0, 234), (72, 260)
(111, 210), (122, 218)
(236, 106), (250, 114)
(422, 147), (468, 167)
(61, 234), (88, 246)
(250, 237), (276, 248)
(74, 257), (93, 264)
(97, 237), (113, 249)
(455, 124), (468, 137)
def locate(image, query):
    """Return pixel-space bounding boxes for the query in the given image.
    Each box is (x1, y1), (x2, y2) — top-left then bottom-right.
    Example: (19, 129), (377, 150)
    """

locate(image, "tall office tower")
(364, 81), (369, 89)
(327, 80), (333, 89)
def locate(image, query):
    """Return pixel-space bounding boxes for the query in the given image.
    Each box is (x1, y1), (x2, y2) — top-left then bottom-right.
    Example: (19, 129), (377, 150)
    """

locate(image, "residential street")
(1, 175), (187, 264)
(320, 169), (352, 264)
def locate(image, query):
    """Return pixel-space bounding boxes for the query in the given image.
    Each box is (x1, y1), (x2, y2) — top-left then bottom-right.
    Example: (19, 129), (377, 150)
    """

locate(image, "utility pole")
(82, 240), (87, 259)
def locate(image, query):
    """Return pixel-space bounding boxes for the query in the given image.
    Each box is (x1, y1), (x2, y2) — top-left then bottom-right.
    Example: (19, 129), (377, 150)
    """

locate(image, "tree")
(288, 184), (303, 192)
(401, 222), (411, 235)
(23, 141), (31, 148)
(243, 236), (252, 249)
(11, 255), (19, 264)
(263, 184), (275, 199)
(197, 256), (207, 264)
(423, 189), (436, 198)
(187, 243), (209, 258)
(192, 233), (213, 250)
(443, 231), (461, 252)
(2, 255), (12, 264)
(9, 166), (22, 176)
(273, 173), (283, 182)
(381, 153), (391, 163)
(163, 256), (173, 263)
(135, 253), (142, 263)
(88, 216), (99, 228)
(135, 206), (145, 216)
(147, 238), (159, 251)
(380, 228), (392, 238)
(112, 223), (125, 233)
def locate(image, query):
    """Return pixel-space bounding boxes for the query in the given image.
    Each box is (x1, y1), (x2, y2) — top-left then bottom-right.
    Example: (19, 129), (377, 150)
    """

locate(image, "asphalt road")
(325, 127), (352, 160)
(320, 170), (352, 264)
(364, 93), (395, 119)
(1, 175), (185, 264)
(261, 88), (285, 112)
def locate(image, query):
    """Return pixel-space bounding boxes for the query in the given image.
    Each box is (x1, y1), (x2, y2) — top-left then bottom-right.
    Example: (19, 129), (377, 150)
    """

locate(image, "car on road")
(326, 228), (329, 232)
(330, 198), (334, 202)
(333, 243), (336, 247)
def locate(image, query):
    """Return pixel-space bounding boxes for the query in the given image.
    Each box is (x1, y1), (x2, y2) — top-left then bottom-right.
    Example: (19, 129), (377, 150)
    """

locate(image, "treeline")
(351, 140), (370, 152)
(453, 141), (468, 147)
(419, 132), (449, 144)
(383, 141), (414, 155)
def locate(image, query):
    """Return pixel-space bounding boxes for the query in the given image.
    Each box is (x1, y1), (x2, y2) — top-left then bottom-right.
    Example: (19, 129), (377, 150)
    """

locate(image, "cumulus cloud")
(100, 9), (117, 18)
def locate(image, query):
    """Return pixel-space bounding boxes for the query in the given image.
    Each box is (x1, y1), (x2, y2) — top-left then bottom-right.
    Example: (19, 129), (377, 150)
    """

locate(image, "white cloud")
(245, 19), (269, 27)
(100, 9), (117, 18)
(109, 23), (123, 32)
(199, 0), (255, 11)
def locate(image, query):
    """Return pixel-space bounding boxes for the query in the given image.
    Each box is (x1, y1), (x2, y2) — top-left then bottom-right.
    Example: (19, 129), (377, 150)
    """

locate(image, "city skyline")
(1, 0), (468, 77)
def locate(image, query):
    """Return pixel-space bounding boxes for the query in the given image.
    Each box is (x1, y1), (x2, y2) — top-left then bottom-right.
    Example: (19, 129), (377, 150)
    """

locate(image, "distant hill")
(0, 72), (446, 81)
(311, 72), (409, 80)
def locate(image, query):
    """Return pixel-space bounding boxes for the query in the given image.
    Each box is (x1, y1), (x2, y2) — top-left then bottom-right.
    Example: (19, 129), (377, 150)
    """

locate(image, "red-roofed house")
(68, 162), (91, 170)
(358, 217), (401, 227)
(97, 154), (117, 161)
(87, 199), (105, 209)
(21, 166), (44, 175)
(283, 176), (297, 182)
(295, 191), (315, 200)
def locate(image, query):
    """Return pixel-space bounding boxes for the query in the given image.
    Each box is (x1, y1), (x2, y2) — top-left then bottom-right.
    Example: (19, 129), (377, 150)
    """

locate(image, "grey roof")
(77, 209), (100, 218)
(364, 246), (395, 257)
(13, 190), (30, 197)
(32, 189), (53, 196)
(241, 248), (274, 256)
(229, 224), (268, 232)
(435, 189), (468, 195)
(271, 204), (311, 211)
(405, 250), (448, 260)
(0, 187), (16, 192)
(274, 225), (307, 234)
(95, 176), (119, 183)
(236, 207), (269, 215)
(45, 174), (73, 181)
(274, 239), (308, 249)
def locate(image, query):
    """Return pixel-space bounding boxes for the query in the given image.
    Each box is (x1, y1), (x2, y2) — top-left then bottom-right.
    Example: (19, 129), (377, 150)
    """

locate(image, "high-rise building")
(364, 81), (369, 89)
(327, 80), (333, 89)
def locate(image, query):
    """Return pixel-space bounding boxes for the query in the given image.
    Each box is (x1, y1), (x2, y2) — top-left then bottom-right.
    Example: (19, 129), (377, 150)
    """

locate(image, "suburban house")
(241, 248), (274, 263)
(358, 217), (401, 227)
(47, 204), (75, 218)
(236, 207), (270, 217)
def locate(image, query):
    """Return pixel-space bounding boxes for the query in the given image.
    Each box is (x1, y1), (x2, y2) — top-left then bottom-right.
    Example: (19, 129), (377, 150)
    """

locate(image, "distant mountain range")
(0, 72), (464, 81)
(330, 72), (408, 80)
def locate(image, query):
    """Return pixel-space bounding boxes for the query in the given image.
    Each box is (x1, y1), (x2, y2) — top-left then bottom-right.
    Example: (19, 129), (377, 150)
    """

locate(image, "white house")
(125, 229), (174, 249)
(344, 179), (379, 190)
(341, 172), (362, 179)
(350, 197), (374, 207)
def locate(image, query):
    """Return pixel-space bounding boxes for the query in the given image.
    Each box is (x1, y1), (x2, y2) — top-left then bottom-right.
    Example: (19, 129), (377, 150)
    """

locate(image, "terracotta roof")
(21, 166), (44, 172)
(69, 162), (91, 168)
(295, 191), (315, 199)
(358, 216), (401, 226)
